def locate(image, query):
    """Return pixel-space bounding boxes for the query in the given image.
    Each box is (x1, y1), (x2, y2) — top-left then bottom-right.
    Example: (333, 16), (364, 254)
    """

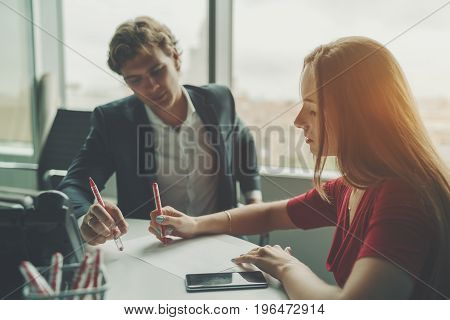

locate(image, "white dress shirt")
(145, 87), (219, 216)
(145, 87), (262, 216)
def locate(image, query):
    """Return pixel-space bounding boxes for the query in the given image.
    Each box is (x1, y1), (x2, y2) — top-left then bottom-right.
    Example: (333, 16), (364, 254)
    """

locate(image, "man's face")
(121, 46), (182, 110)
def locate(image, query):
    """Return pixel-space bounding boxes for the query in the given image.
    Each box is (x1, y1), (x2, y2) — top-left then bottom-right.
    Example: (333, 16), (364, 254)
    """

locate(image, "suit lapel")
(186, 87), (224, 152)
(185, 86), (234, 211)
(185, 86), (227, 185)
(187, 87), (218, 126)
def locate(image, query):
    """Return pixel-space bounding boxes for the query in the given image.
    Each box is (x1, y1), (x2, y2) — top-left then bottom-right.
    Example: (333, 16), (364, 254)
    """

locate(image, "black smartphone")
(185, 271), (268, 292)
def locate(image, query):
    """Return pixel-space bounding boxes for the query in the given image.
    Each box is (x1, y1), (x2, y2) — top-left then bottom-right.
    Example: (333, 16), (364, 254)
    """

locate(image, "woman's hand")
(80, 201), (128, 245)
(149, 206), (197, 243)
(232, 245), (304, 280)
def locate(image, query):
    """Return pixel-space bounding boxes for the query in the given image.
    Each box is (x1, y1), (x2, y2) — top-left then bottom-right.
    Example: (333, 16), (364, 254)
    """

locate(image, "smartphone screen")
(185, 271), (268, 292)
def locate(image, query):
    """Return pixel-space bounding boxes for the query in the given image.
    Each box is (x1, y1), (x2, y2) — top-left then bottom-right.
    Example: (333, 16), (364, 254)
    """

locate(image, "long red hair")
(304, 36), (450, 298)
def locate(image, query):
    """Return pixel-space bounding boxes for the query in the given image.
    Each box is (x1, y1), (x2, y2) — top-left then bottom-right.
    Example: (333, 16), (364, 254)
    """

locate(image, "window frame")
(0, 0), (38, 165)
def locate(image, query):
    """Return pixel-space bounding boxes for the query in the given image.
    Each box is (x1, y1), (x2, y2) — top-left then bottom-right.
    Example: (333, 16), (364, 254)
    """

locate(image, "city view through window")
(233, 0), (450, 172)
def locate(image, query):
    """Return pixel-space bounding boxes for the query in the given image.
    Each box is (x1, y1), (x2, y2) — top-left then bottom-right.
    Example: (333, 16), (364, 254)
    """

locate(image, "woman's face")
(294, 65), (337, 156)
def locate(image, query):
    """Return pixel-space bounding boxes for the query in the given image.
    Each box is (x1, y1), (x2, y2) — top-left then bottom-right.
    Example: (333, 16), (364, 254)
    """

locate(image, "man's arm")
(58, 107), (115, 218)
(234, 116), (262, 204)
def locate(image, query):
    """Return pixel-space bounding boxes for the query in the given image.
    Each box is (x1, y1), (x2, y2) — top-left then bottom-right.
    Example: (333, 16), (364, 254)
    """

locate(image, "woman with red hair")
(149, 37), (450, 299)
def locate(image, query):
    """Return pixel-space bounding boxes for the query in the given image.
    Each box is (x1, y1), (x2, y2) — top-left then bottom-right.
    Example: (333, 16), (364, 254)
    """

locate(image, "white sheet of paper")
(116, 235), (257, 278)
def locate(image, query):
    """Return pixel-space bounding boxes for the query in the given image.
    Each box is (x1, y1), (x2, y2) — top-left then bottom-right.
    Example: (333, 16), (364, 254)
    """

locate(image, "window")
(233, 0), (450, 171)
(0, 0), (35, 157)
(63, 0), (208, 109)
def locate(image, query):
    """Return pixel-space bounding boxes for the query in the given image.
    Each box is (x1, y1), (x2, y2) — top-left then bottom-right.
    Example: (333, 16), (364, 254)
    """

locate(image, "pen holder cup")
(22, 263), (108, 300)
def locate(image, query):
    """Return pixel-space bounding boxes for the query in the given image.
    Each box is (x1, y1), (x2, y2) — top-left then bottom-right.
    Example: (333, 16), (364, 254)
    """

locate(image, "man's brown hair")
(107, 16), (181, 74)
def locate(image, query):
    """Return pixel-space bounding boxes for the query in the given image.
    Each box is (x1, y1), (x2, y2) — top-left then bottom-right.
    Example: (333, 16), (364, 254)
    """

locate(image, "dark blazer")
(58, 84), (260, 219)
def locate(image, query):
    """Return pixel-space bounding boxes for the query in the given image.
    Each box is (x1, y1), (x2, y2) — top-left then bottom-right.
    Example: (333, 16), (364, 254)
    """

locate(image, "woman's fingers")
(148, 224), (162, 236)
(148, 206), (196, 240)
(150, 206), (180, 219)
(149, 209), (160, 221)
(161, 237), (173, 244)
(166, 226), (174, 236)
(232, 245), (293, 264)
(232, 254), (259, 265)
(151, 224), (174, 238)
(248, 245), (291, 256)
(148, 225), (173, 244)
(246, 247), (263, 256)
(150, 206), (179, 231)
(232, 246), (262, 264)
(155, 214), (179, 226)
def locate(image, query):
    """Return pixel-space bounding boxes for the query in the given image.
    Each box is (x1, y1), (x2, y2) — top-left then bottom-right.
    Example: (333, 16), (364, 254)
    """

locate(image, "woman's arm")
(194, 199), (297, 236)
(235, 248), (414, 299)
(284, 257), (413, 299)
(149, 200), (297, 240)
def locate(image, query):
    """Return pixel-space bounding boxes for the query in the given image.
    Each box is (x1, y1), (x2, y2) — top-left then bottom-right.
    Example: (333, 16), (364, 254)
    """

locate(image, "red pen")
(152, 182), (167, 243)
(89, 177), (124, 251)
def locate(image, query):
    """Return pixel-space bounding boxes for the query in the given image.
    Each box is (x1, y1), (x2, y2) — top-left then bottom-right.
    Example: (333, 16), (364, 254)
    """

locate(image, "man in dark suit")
(58, 16), (261, 245)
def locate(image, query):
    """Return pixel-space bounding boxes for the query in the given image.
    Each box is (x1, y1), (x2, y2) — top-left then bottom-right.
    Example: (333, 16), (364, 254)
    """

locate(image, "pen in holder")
(22, 263), (108, 300)
(21, 250), (108, 300)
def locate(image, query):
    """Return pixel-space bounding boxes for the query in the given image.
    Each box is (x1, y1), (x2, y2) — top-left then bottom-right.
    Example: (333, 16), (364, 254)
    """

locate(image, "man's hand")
(80, 201), (128, 246)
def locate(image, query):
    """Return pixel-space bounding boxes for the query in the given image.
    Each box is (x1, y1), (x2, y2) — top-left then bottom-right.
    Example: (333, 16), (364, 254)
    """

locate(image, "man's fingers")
(91, 204), (115, 228)
(86, 213), (111, 237)
(106, 230), (119, 240)
(81, 224), (107, 245)
(91, 235), (107, 245)
(89, 203), (128, 238)
(106, 203), (128, 233)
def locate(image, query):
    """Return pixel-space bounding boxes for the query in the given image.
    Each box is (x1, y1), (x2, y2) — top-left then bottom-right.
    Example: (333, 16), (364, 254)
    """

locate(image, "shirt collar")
(144, 86), (196, 127)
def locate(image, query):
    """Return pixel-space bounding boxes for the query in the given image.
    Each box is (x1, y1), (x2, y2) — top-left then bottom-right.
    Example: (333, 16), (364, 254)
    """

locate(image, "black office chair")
(38, 108), (92, 189)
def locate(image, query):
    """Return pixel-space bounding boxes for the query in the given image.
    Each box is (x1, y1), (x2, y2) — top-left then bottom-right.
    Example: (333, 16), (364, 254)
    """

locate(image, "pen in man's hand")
(89, 177), (124, 251)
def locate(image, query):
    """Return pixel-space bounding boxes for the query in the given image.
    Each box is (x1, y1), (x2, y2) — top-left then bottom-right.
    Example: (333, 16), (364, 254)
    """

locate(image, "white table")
(92, 219), (287, 299)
